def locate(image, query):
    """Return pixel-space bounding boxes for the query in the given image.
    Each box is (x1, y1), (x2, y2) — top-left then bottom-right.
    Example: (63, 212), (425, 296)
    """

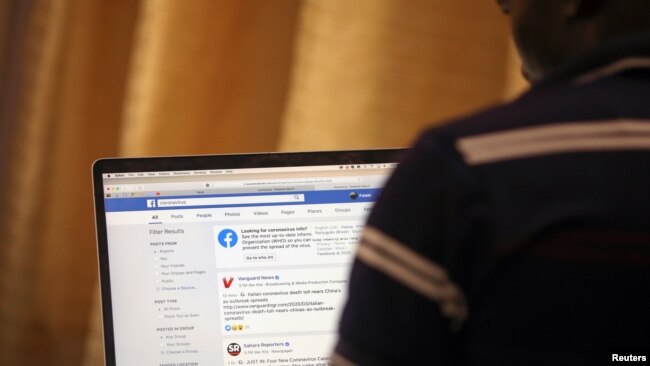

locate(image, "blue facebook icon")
(218, 229), (238, 248)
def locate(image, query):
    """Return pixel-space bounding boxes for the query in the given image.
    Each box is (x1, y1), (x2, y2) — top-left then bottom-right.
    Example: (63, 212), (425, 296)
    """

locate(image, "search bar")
(156, 194), (305, 207)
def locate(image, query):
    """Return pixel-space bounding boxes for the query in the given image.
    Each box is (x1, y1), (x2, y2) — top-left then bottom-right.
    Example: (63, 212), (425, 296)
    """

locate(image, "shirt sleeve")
(333, 133), (482, 365)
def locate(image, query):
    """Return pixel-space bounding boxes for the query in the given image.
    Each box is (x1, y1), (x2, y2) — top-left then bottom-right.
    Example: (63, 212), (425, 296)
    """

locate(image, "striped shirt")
(335, 32), (650, 365)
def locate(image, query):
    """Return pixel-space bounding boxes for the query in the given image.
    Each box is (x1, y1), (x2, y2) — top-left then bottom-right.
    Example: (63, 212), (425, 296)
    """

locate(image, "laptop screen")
(94, 151), (401, 365)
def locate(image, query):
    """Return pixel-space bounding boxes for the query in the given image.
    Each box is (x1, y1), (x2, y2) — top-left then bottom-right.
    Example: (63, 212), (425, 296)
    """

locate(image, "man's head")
(498, 0), (650, 83)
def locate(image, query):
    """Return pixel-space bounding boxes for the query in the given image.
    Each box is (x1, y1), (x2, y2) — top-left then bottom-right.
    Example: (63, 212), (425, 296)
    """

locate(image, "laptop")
(92, 149), (404, 365)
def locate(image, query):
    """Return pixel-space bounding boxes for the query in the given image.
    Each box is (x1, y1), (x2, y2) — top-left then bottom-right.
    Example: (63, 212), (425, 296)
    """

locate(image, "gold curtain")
(0, 1), (525, 365)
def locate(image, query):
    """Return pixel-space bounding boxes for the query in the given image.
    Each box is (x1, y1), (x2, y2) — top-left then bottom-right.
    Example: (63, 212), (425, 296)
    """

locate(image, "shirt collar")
(537, 31), (650, 87)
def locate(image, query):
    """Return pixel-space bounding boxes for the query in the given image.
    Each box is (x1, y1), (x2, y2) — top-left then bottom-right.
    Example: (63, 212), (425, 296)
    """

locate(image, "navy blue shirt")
(335, 32), (650, 366)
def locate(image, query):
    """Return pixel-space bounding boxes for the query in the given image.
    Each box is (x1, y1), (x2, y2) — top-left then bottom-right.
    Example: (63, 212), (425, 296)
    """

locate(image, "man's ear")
(563, 0), (604, 20)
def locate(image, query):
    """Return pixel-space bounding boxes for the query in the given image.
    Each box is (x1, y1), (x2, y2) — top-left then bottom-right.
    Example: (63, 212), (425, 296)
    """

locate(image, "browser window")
(102, 164), (396, 365)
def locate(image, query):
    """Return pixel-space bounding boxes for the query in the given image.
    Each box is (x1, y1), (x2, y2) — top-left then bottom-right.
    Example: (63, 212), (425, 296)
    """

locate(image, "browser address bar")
(156, 194), (305, 208)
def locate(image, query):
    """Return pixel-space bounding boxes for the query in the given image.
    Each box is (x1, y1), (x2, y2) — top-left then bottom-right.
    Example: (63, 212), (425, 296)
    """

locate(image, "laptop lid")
(92, 149), (404, 365)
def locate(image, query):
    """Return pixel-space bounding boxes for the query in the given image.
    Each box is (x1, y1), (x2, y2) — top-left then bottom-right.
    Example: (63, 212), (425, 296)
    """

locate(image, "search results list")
(106, 202), (372, 365)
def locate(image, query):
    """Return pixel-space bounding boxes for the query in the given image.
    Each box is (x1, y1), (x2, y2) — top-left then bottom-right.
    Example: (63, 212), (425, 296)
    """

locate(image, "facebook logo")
(218, 229), (238, 248)
(146, 199), (156, 208)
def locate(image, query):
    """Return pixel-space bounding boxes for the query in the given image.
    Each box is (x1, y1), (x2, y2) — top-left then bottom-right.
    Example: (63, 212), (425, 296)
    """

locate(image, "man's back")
(449, 40), (650, 363)
(334, 32), (650, 365)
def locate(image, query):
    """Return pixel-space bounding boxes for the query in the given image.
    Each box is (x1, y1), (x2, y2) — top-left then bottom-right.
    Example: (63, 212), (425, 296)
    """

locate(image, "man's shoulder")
(424, 75), (650, 144)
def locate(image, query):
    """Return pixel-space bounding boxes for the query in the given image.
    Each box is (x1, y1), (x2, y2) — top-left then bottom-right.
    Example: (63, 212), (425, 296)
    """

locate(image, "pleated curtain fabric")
(279, 0), (520, 150)
(0, 1), (140, 364)
(0, 1), (525, 365)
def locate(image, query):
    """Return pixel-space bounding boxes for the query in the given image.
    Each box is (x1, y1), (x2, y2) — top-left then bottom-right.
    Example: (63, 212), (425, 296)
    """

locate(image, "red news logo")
(227, 343), (241, 356)
(223, 277), (234, 288)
